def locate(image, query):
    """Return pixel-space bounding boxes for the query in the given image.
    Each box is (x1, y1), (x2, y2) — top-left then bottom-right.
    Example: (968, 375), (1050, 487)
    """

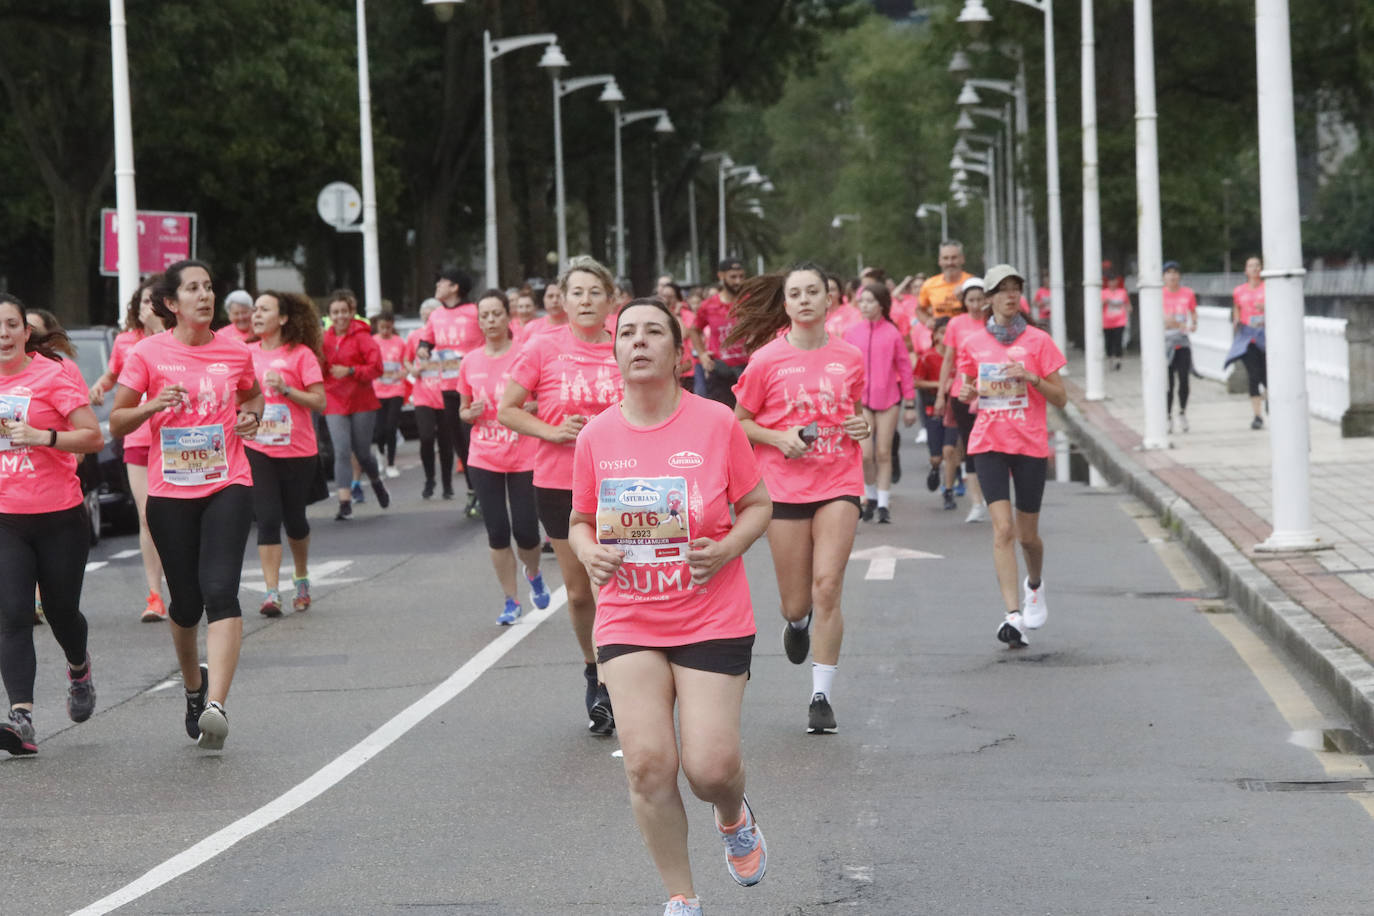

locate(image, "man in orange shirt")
(916, 241), (974, 325)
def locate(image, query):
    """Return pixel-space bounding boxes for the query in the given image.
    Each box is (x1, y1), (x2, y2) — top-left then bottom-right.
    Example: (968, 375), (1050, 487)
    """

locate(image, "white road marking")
(110, 549), (142, 560)
(144, 679), (180, 695)
(84, 561), (108, 573)
(238, 559), (357, 594)
(848, 545), (942, 581)
(72, 586), (569, 916)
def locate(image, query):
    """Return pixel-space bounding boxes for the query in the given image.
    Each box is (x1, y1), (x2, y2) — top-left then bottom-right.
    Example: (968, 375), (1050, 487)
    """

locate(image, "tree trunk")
(50, 187), (94, 326)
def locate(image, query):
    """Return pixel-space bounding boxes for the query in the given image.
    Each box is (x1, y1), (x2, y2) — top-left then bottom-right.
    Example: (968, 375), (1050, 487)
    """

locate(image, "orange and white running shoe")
(714, 796), (767, 887)
(140, 592), (167, 622)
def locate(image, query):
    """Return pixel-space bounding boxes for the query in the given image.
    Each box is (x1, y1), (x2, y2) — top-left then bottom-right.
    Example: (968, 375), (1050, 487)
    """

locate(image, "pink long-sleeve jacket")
(843, 318), (914, 411)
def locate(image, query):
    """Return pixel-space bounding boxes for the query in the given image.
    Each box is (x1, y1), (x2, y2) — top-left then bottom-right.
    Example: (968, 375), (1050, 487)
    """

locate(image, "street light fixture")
(957, 0), (994, 25)
(917, 202), (949, 241)
(423, 0), (462, 21)
(957, 82), (982, 107)
(955, 110), (976, 132)
(551, 74), (621, 272)
(614, 107), (675, 277)
(831, 213), (862, 276)
(948, 50), (973, 77)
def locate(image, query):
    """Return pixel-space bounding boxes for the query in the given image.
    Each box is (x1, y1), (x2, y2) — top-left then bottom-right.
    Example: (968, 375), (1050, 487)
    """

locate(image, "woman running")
(372, 312), (406, 478)
(111, 259), (264, 749)
(500, 255), (623, 735)
(730, 263), (870, 734)
(843, 283), (916, 523)
(90, 276), (170, 621)
(322, 290), (389, 519)
(0, 294), (104, 755)
(571, 297), (772, 916)
(245, 292), (326, 617)
(935, 277), (990, 520)
(914, 317), (952, 495)
(1101, 271), (1131, 372)
(1162, 261), (1198, 433)
(457, 290), (550, 625)
(406, 299), (451, 499)
(955, 265), (1066, 649)
(519, 282), (567, 338)
(1228, 255), (1267, 430)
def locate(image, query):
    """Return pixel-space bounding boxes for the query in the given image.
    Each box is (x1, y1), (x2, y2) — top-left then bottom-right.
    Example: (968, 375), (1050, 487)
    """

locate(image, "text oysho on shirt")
(456, 344), (537, 474)
(956, 324), (1065, 459)
(0, 354), (89, 514)
(244, 342), (323, 458)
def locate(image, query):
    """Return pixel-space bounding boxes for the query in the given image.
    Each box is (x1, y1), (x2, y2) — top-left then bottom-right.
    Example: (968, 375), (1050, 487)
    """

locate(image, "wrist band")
(49, 428), (58, 447)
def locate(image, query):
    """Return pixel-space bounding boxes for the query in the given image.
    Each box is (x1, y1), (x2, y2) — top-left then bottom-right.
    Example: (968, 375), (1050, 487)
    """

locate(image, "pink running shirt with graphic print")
(423, 304), (483, 392)
(732, 335), (865, 504)
(118, 333), (257, 498)
(1162, 287), (1197, 324)
(1102, 288), (1130, 329)
(0, 355), (89, 513)
(373, 335), (408, 399)
(1233, 282), (1265, 328)
(573, 393), (761, 647)
(244, 342), (324, 459)
(508, 324), (622, 490)
(405, 328), (444, 410)
(956, 324), (1065, 459)
(457, 344), (536, 473)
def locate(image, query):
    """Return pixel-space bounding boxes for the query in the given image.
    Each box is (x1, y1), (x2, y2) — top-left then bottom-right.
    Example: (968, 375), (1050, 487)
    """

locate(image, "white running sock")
(864, 484), (878, 501)
(789, 612), (811, 631)
(877, 489), (890, 509)
(812, 663), (837, 699)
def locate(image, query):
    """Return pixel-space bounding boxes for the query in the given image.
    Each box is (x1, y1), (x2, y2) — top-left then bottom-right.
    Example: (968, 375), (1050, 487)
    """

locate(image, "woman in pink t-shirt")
(955, 265), (1066, 650)
(730, 264), (870, 735)
(111, 260), (264, 751)
(371, 312), (407, 478)
(89, 276), (170, 622)
(246, 292), (327, 617)
(499, 255), (623, 736)
(0, 294), (104, 755)
(935, 278), (990, 519)
(406, 299), (451, 499)
(1101, 273), (1131, 371)
(1229, 255), (1267, 429)
(457, 290), (549, 625)
(571, 298), (772, 911)
(1162, 261), (1198, 432)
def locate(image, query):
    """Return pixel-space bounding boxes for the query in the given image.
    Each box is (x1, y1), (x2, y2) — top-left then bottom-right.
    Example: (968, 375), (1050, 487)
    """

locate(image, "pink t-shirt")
(956, 324), (1066, 458)
(244, 342), (324, 459)
(508, 325), (622, 490)
(424, 304), (482, 391)
(405, 329), (444, 410)
(1233, 282), (1265, 328)
(1034, 287), (1052, 322)
(521, 316), (568, 338)
(113, 330), (157, 451)
(457, 344), (537, 474)
(694, 294), (748, 366)
(215, 324), (253, 344)
(910, 320), (933, 357)
(118, 333), (257, 498)
(1102, 288), (1130, 329)
(373, 335), (408, 399)
(824, 304), (863, 339)
(572, 393), (762, 647)
(0, 355), (89, 514)
(943, 312), (981, 399)
(1163, 287), (1197, 324)
(732, 335), (865, 504)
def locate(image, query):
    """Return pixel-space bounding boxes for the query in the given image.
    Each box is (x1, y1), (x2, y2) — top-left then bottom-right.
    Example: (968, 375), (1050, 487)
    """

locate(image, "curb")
(1056, 399), (1374, 741)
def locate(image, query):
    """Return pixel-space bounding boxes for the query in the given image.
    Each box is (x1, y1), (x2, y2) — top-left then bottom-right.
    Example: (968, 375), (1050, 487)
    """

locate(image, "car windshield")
(68, 335), (109, 387)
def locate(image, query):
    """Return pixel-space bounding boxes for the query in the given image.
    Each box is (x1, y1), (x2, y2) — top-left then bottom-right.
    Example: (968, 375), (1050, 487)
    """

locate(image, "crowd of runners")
(0, 237), (1271, 913)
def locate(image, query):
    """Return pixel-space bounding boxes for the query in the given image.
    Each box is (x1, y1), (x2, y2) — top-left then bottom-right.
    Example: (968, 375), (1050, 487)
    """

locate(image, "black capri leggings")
(973, 451), (1049, 514)
(374, 396), (404, 465)
(469, 466), (540, 551)
(246, 449), (316, 546)
(0, 506), (90, 706)
(415, 404), (454, 491)
(1167, 345), (1192, 414)
(146, 484), (254, 627)
(441, 390), (473, 490)
(951, 398), (978, 473)
(1104, 326), (1125, 359)
(1241, 344), (1267, 397)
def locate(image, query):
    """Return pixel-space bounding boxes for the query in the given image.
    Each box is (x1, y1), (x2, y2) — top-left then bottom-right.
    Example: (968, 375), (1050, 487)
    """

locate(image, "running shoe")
(714, 796), (768, 886)
(292, 577), (311, 612)
(807, 693), (837, 734)
(954, 473), (966, 497)
(585, 667), (615, 736)
(997, 612), (1029, 648)
(464, 491), (481, 519)
(541, 540), (555, 555)
(943, 489), (957, 511)
(0, 709), (36, 756)
(926, 465), (941, 492)
(1021, 578), (1047, 629)
(663, 895), (703, 916)
(259, 590), (283, 618)
(371, 477), (391, 509)
(1251, 415), (1264, 430)
(335, 500), (352, 521)
(528, 573), (550, 610)
(66, 654), (96, 723)
(442, 486), (455, 501)
(1178, 412), (1190, 433)
(422, 479), (436, 500)
(384, 465), (400, 479)
(1166, 415), (1174, 434)
(34, 599), (45, 626)
(860, 499), (876, 523)
(876, 507), (891, 524)
(890, 444), (902, 485)
(185, 665), (208, 739)
(497, 597), (521, 626)
(141, 591), (167, 622)
(197, 701), (228, 750)
(965, 503), (987, 523)
(782, 616), (811, 665)
(351, 480), (365, 503)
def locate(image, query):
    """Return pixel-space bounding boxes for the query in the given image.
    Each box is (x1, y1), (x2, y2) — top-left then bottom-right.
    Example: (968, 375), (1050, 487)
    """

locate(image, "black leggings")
(1104, 326), (1125, 359)
(469, 466), (540, 551)
(1241, 344), (1267, 397)
(441, 390), (473, 490)
(1167, 346), (1192, 413)
(415, 405), (453, 490)
(952, 399), (977, 473)
(146, 485), (254, 627)
(374, 396), (404, 465)
(246, 450), (315, 546)
(973, 451), (1049, 514)
(0, 506), (90, 706)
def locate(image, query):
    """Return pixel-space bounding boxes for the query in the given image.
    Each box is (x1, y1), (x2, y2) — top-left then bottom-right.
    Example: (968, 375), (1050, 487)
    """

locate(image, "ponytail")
(725, 261), (829, 354)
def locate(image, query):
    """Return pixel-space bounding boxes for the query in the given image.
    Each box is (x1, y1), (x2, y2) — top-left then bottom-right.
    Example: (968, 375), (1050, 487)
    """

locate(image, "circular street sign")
(316, 182), (362, 229)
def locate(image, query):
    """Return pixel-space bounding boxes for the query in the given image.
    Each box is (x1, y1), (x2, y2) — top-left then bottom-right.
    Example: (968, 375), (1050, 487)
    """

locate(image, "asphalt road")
(13, 442), (1374, 915)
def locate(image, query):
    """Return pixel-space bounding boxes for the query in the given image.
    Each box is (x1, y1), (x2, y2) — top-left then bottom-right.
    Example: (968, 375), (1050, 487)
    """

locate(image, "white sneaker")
(1166, 414), (1174, 434)
(1021, 578), (1047, 629)
(196, 701), (228, 750)
(996, 612), (1028, 648)
(1178, 413), (1189, 433)
(384, 465), (400, 479)
(965, 502), (987, 523)
(915, 427), (928, 444)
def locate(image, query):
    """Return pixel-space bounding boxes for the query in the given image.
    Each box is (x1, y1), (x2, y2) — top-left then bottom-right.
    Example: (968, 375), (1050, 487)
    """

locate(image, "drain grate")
(1236, 778), (1374, 793)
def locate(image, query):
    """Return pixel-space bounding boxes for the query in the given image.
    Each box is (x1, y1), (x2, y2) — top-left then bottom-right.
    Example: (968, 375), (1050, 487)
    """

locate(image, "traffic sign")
(99, 209), (197, 277)
(317, 181), (362, 230)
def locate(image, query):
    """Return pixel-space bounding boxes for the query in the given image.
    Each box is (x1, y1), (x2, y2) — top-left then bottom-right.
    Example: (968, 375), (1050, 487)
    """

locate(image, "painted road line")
(239, 559), (357, 594)
(849, 545), (942, 581)
(109, 549), (142, 560)
(72, 585), (570, 916)
(84, 561), (108, 573)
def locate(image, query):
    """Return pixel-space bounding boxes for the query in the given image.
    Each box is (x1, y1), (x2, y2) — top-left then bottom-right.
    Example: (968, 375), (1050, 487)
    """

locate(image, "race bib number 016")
(596, 476), (691, 564)
(977, 363), (1029, 412)
(255, 403), (292, 446)
(161, 424), (229, 485)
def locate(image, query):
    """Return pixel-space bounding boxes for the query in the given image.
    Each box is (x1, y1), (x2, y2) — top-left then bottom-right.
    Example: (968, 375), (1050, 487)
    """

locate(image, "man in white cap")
(216, 289), (255, 343)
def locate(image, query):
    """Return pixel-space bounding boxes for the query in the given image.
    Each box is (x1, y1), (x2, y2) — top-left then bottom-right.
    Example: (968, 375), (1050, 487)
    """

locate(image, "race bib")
(0, 394), (30, 452)
(596, 476), (691, 565)
(255, 403), (292, 446)
(381, 360), (402, 384)
(1248, 314), (1265, 329)
(161, 424), (229, 485)
(438, 348), (463, 379)
(977, 363), (1029, 412)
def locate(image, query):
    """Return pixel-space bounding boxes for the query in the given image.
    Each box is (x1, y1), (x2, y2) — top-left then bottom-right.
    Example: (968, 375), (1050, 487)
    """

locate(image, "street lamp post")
(483, 28), (561, 288)
(916, 202), (949, 245)
(700, 152), (732, 263)
(614, 108), (674, 278)
(951, 150), (998, 265)
(831, 214), (862, 277)
(109, 0), (139, 312)
(355, 0), (383, 316)
(962, 123), (1012, 260)
(958, 78), (1028, 272)
(1081, 0), (1105, 400)
(1133, 0), (1169, 449)
(552, 74), (622, 273)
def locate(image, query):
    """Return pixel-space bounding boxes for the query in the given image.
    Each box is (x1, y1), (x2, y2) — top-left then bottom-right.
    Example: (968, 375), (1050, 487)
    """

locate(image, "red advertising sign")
(99, 209), (197, 276)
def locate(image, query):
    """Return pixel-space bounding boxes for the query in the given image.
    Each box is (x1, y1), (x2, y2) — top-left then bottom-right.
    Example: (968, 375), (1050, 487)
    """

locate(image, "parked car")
(67, 326), (137, 542)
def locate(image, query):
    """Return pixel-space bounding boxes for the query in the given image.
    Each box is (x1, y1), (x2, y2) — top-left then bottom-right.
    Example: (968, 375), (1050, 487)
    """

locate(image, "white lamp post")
(552, 74), (622, 272)
(355, 0), (383, 316)
(614, 108), (675, 278)
(964, 117), (1015, 264)
(1081, 0), (1105, 400)
(958, 79), (1031, 285)
(109, 0), (139, 312)
(831, 213), (863, 277)
(483, 28), (560, 288)
(701, 152), (733, 263)
(1254, 0), (1317, 550)
(1133, 0), (1169, 449)
(916, 202), (949, 245)
(951, 150), (998, 264)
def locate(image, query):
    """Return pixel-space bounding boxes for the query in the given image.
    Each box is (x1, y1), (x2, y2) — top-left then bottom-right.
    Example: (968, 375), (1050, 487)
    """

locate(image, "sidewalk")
(1056, 350), (1374, 737)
